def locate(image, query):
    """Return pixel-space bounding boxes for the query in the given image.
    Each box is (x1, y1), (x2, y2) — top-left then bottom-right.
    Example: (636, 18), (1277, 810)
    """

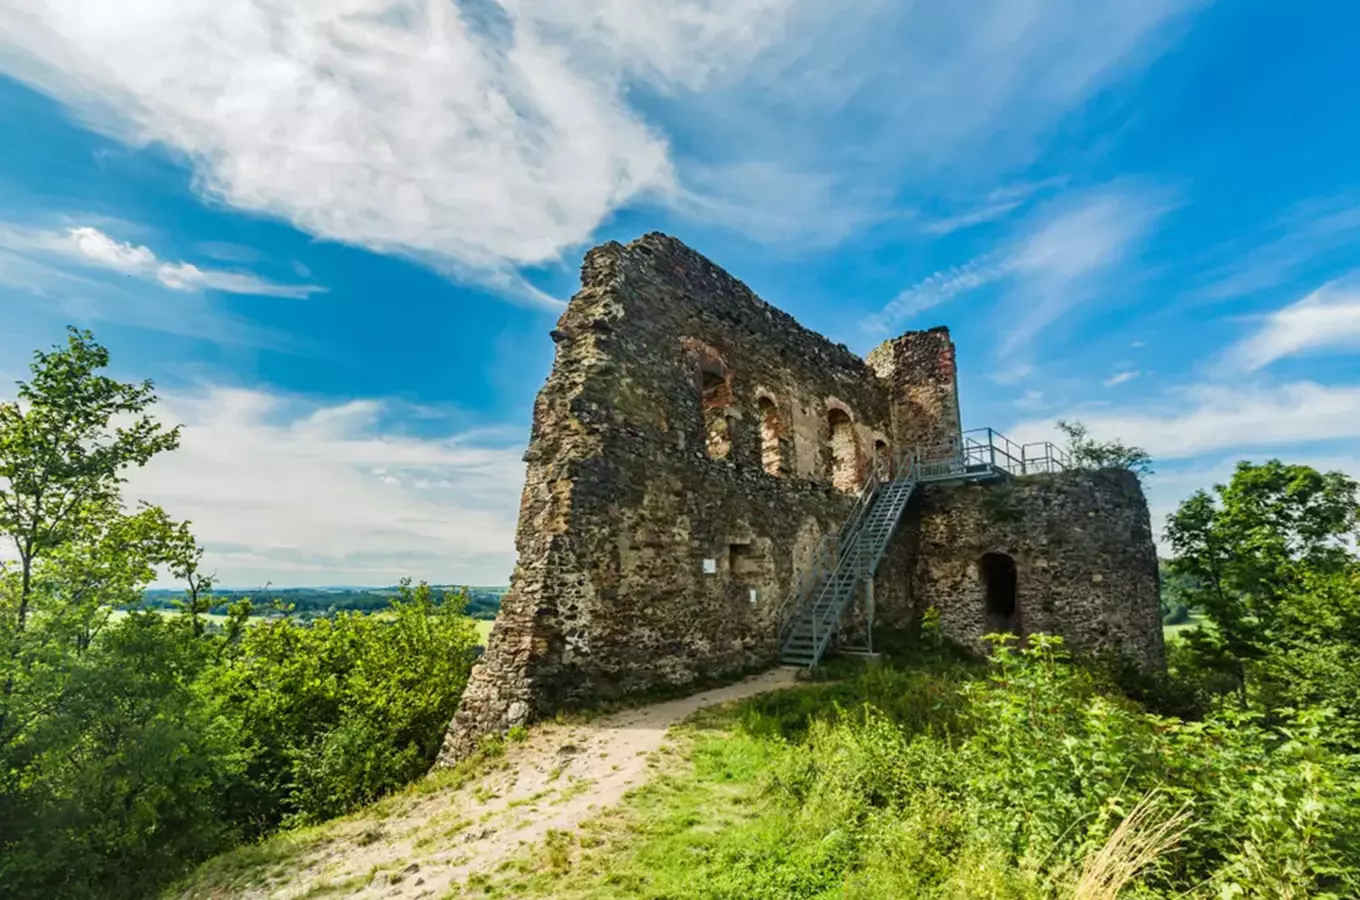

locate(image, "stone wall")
(440, 234), (899, 763)
(866, 327), (963, 456)
(900, 469), (1164, 667)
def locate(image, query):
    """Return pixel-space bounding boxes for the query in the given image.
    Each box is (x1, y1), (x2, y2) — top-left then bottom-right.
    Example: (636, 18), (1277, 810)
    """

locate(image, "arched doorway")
(827, 408), (860, 493)
(980, 552), (1019, 635)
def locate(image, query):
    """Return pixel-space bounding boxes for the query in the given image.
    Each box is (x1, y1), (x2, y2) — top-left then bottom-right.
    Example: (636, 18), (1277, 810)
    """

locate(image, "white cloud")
(68, 225), (155, 270)
(1010, 380), (1360, 461)
(0, 0), (1205, 279)
(1223, 277), (1360, 372)
(998, 187), (1169, 358)
(1104, 370), (1140, 387)
(127, 387), (525, 587)
(1, 222), (322, 299)
(919, 177), (1067, 235)
(921, 201), (1023, 235)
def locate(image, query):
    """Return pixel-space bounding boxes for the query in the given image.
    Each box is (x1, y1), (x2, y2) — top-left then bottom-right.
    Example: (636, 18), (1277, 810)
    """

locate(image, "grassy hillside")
(172, 633), (1360, 900)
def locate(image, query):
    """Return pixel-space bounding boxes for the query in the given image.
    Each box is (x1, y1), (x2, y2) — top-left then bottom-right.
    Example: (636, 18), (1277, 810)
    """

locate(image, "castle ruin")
(439, 233), (1162, 763)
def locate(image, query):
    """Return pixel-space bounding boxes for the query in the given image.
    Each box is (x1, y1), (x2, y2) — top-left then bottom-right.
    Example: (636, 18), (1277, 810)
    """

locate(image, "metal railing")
(773, 450), (893, 643)
(958, 427), (1071, 477)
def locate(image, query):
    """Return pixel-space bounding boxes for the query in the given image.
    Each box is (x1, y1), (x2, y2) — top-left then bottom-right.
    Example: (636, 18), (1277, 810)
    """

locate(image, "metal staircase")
(775, 428), (1072, 668)
(778, 470), (916, 666)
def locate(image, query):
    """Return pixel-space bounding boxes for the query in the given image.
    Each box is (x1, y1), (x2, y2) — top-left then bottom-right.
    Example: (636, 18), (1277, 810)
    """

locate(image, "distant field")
(108, 608), (238, 625)
(1163, 614), (1204, 640)
(475, 619), (494, 643)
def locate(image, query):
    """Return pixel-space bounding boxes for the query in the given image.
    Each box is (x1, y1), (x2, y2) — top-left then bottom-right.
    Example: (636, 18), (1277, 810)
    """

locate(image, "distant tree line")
(134, 585), (505, 620)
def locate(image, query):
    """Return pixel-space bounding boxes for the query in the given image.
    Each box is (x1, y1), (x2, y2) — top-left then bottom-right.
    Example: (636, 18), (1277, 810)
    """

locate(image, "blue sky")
(2, 0), (1359, 587)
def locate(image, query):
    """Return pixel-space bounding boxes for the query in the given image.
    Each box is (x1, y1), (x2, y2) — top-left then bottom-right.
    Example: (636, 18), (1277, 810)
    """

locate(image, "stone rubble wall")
(442, 234), (899, 763)
(904, 469), (1164, 667)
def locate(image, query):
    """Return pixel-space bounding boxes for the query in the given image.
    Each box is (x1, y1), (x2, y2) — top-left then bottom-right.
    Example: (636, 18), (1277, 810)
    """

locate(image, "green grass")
(476, 619), (494, 643)
(1163, 613), (1204, 640)
(473, 649), (989, 898)
(469, 712), (779, 898)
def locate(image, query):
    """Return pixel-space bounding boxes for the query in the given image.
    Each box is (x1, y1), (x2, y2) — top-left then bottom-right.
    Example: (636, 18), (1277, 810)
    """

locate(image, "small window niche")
(702, 558), (718, 575)
(700, 367), (734, 460)
(728, 542), (758, 579)
(757, 395), (783, 476)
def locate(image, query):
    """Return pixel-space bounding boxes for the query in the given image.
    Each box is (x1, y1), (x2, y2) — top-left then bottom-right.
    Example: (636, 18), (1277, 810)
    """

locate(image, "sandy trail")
(240, 666), (798, 899)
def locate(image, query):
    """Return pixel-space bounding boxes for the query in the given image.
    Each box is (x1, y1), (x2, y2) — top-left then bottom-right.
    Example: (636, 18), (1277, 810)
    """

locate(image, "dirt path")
(235, 667), (798, 899)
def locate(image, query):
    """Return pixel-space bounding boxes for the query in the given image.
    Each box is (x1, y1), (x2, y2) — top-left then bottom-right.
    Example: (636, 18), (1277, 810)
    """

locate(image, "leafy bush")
(199, 580), (480, 828)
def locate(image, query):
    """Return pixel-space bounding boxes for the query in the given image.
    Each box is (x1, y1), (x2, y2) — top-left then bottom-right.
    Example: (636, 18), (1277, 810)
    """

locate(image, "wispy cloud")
(920, 177), (1068, 235)
(1222, 276), (1360, 372)
(127, 387), (526, 587)
(998, 186), (1170, 358)
(1196, 196), (1360, 301)
(1, 223), (322, 298)
(0, 0), (1205, 283)
(922, 202), (1023, 236)
(1104, 370), (1141, 386)
(863, 184), (1171, 348)
(862, 253), (1008, 335)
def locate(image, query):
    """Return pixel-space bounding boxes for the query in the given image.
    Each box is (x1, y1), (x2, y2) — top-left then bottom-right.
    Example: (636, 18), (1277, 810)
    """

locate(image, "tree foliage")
(1056, 419), (1154, 476)
(0, 330), (481, 900)
(1165, 460), (1360, 709)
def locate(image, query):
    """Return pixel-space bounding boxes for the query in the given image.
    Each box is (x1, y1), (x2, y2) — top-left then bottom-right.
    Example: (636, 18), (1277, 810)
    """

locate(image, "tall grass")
(1070, 792), (1193, 900)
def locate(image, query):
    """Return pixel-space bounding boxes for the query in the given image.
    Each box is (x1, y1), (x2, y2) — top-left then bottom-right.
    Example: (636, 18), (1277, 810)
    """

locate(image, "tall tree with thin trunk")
(0, 328), (180, 697)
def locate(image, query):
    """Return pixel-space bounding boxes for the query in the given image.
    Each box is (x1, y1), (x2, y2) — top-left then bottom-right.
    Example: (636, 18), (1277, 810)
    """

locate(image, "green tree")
(1056, 419), (1154, 476)
(1165, 459), (1360, 704)
(0, 329), (227, 898)
(0, 327), (180, 635)
(197, 579), (480, 829)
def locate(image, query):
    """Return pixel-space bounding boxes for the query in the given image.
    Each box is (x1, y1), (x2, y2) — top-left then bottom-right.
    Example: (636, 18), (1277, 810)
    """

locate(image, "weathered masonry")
(438, 233), (1163, 764)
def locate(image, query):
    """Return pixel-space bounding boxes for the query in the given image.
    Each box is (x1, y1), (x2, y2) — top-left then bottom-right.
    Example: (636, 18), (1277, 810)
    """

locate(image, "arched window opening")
(980, 552), (1019, 635)
(701, 369), (733, 460)
(873, 439), (891, 479)
(757, 396), (783, 476)
(827, 408), (861, 493)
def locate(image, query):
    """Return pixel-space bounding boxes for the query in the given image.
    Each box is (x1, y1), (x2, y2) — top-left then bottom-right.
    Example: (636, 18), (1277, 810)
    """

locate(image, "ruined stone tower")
(438, 233), (1162, 764)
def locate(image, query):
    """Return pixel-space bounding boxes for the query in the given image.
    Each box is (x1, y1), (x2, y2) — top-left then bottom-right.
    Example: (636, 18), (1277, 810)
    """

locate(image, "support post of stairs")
(865, 579), (874, 656)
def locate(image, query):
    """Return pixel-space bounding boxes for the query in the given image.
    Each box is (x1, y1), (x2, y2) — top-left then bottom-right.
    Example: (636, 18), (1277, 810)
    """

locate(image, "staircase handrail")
(775, 534), (836, 641)
(774, 450), (893, 642)
(792, 456), (917, 659)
